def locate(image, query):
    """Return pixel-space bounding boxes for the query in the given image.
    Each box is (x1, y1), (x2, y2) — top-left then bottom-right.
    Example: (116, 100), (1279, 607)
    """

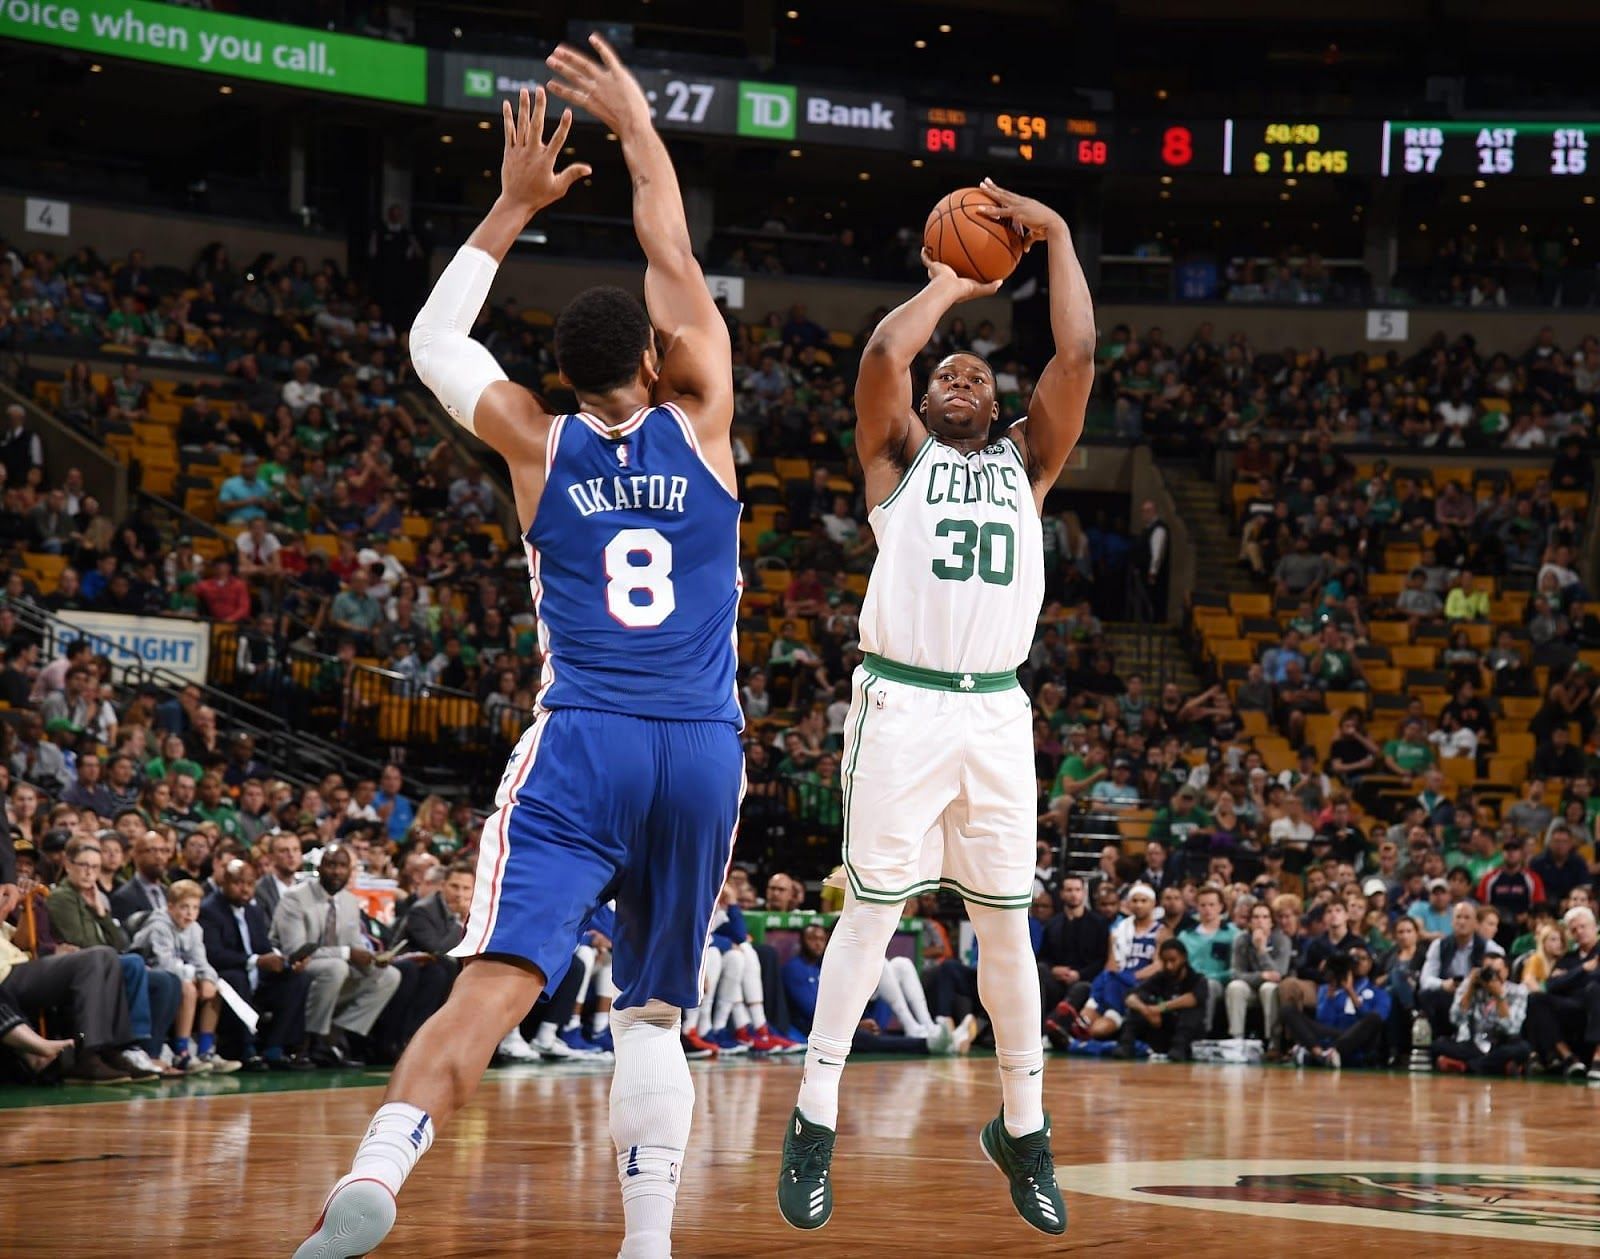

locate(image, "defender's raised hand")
(546, 33), (653, 140)
(499, 85), (591, 214)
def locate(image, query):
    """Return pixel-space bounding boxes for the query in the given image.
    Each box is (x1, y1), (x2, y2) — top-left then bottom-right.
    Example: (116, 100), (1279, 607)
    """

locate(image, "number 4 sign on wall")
(24, 198), (71, 238)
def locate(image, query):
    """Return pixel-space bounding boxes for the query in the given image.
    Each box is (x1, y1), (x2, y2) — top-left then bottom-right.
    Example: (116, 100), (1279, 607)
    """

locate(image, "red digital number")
(1077, 139), (1109, 165)
(924, 127), (958, 153)
(1162, 126), (1194, 166)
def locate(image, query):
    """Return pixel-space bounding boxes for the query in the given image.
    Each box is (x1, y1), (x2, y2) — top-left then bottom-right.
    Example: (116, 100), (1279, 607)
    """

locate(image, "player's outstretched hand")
(973, 177), (1065, 251)
(546, 33), (653, 140)
(500, 85), (591, 214)
(920, 248), (1003, 302)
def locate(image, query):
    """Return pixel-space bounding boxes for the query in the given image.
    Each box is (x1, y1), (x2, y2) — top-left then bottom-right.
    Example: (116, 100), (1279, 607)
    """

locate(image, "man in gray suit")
(253, 831), (303, 921)
(271, 843), (400, 1067)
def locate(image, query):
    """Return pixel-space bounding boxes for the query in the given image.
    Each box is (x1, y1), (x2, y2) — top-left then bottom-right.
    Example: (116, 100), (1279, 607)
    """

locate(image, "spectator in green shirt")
(1309, 624), (1363, 690)
(1444, 570), (1491, 621)
(145, 732), (203, 784)
(1178, 887), (1238, 1030)
(795, 753), (844, 829)
(1150, 785), (1213, 848)
(757, 508), (799, 564)
(193, 771), (244, 842)
(1052, 741), (1107, 801)
(1382, 719), (1437, 776)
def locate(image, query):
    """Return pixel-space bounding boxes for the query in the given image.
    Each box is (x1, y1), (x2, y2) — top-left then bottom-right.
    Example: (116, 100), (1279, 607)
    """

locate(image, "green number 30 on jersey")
(930, 518), (1016, 585)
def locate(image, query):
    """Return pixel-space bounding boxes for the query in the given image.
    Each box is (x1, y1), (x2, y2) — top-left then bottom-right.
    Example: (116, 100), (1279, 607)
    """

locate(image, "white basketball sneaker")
(293, 1175), (396, 1259)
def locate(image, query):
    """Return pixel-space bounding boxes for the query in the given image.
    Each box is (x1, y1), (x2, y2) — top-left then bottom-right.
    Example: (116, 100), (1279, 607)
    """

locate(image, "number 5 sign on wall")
(1365, 309), (1409, 343)
(24, 198), (70, 238)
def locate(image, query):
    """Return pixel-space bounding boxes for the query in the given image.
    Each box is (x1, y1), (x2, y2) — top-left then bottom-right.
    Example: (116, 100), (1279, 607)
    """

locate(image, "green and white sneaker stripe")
(776, 1107), (836, 1230)
(978, 1109), (1067, 1236)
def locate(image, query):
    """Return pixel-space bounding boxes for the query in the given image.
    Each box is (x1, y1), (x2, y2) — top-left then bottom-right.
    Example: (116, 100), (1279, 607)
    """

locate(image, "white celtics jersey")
(859, 431), (1044, 674)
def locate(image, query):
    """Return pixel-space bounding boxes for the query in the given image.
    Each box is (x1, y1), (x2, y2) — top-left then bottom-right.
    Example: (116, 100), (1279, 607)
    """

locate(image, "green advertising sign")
(737, 81), (796, 140)
(0, 0), (426, 104)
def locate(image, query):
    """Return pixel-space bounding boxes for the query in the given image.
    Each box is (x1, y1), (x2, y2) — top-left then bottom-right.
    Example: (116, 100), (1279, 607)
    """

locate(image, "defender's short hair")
(554, 287), (653, 394)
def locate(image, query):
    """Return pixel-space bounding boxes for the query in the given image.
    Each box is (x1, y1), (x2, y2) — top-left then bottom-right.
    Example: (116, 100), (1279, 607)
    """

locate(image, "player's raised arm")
(854, 254), (1000, 468)
(973, 178), (1095, 500)
(547, 35), (733, 448)
(409, 86), (590, 464)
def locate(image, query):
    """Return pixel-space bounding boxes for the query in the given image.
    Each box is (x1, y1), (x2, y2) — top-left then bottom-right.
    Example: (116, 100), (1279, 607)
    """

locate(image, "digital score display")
(1385, 121), (1597, 177)
(917, 107), (1111, 168)
(911, 111), (1600, 177)
(1235, 119), (1380, 176)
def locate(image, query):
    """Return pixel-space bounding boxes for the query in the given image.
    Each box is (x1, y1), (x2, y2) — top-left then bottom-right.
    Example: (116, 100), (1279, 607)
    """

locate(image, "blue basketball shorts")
(449, 707), (745, 1011)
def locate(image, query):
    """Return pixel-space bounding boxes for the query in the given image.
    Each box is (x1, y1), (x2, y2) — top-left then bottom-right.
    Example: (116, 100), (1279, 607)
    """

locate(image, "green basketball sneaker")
(978, 1110), (1067, 1235)
(776, 1107), (836, 1230)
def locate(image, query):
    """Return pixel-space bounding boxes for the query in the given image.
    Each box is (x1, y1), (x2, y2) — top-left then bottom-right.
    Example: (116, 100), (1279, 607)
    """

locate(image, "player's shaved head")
(920, 351), (998, 441)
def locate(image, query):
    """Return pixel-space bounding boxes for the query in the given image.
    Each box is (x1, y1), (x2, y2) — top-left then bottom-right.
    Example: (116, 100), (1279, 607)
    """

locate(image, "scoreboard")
(916, 107), (1112, 169)
(1385, 121), (1597, 177)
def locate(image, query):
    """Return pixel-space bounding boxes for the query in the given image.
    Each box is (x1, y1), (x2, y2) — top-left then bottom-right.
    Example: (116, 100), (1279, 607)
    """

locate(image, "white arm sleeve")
(408, 244), (508, 434)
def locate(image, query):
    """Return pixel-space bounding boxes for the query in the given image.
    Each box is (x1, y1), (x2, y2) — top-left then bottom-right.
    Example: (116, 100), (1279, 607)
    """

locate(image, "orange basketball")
(922, 187), (1024, 284)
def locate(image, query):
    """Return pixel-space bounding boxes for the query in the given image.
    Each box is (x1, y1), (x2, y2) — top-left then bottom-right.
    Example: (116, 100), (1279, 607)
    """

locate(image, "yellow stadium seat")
(1227, 593), (1270, 617)
(1391, 645), (1438, 670)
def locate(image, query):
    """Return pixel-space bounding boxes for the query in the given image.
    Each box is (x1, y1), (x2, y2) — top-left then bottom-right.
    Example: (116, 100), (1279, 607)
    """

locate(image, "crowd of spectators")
(0, 618), (509, 1081)
(6, 222), (1600, 1087)
(1099, 317), (1600, 458)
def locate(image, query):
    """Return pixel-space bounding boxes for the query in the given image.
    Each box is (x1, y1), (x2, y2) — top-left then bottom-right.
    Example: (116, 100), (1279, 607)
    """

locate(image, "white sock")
(592, 1010), (611, 1035)
(347, 1101), (434, 1198)
(564, 1014), (582, 1032)
(796, 1033), (853, 1130)
(533, 1023), (558, 1049)
(747, 1001), (766, 1029)
(996, 1047), (1046, 1138)
(967, 903), (1046, 1138)
(610, 1001), (693, 1259)
(793, 894), (905, 1129)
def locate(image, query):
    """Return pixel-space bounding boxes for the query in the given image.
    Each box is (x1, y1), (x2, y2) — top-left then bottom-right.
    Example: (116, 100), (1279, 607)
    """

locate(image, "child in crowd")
(132, 879), (239, 1074)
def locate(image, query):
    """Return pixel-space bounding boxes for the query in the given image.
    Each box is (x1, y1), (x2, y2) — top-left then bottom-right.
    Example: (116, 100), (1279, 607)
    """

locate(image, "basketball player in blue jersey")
(295, 36), (742, 1259)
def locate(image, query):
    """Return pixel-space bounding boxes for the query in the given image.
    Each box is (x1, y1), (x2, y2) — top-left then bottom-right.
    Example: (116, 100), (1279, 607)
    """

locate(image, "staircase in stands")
(1163, 461), (1260, 596)
(1099, 621), (1204, 695)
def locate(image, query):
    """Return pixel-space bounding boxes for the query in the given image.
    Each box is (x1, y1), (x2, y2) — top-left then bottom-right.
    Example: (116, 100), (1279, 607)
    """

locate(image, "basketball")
(923, 187), (1024, 284)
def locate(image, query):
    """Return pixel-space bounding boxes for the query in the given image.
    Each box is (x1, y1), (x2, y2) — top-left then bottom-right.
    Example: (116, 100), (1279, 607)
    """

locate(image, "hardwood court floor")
(3, 1055), (1598, 1256)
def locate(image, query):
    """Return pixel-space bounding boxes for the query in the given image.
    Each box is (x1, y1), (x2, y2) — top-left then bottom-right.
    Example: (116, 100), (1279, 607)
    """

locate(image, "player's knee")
(613, 999), (680, 1035)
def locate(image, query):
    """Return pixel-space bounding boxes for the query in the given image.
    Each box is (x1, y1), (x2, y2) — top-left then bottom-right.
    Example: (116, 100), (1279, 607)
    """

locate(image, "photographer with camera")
(1281, 941), (1391, 1069)
(1428, 953), (1531, 1075)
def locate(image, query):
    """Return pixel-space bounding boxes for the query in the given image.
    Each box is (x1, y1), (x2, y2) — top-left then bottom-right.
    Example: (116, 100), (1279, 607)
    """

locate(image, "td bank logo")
(738, 82), (796, 139)
(463, 68), (494, 99)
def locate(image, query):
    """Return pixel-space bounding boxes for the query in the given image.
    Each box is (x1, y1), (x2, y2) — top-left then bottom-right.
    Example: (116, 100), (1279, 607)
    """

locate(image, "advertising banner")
(57, 609), (212, 684)
(0, 0), (427, 103)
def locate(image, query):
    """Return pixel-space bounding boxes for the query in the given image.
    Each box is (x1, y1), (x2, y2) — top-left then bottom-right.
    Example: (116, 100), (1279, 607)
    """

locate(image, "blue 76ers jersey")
(525, 403), (742, 726)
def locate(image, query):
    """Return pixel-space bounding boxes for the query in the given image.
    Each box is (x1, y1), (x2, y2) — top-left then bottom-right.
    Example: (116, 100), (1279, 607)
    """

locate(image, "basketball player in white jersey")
(776, 180), (1094, 1237)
